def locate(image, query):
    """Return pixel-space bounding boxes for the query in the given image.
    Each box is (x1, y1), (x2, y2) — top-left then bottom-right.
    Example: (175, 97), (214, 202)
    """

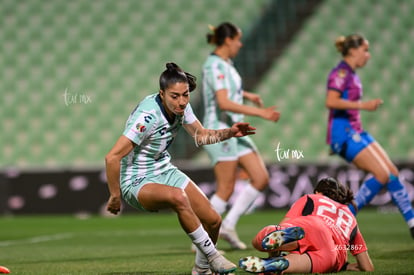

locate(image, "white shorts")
(121, 168), (190, 211)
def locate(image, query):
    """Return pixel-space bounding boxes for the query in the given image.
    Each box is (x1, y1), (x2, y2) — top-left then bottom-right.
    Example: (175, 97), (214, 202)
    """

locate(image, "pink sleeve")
(327, 68), (348, 92)
(350, 229), (368, 256)
(285, 195), (308, 219)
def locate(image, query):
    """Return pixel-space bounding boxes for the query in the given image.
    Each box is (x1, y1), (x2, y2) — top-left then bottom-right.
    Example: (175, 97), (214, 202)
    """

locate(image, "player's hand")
(260, 106), (280, 122)
(361, 98), (383, 111)
(107, 195), (121, 215)
(244, 91), (264, 107)
(346, 263), (361, 271)
(231, 122), (256, 137)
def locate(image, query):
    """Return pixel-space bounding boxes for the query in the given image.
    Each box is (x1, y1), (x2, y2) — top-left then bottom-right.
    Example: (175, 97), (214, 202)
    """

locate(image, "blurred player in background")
(201, 22), (280, 250)
(325, 34), (414, 238)
(239, 177), (374, 274)
(105, 62), (258, 274)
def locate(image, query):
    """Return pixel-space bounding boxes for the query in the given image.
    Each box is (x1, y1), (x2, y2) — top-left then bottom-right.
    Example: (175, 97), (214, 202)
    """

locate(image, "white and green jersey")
(202, 54), (244, 129)
(121, 93), (197, 184)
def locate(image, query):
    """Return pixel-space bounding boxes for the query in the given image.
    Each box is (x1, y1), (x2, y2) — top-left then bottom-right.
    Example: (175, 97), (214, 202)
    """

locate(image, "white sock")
(210, 194), (227, 215)
(223, 184), (260, 229)
(188, 225), (216, 258)
(195, 247), (209, 268)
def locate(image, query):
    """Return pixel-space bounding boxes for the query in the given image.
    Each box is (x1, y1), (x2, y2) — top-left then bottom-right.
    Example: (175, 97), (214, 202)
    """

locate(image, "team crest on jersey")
(337, 69), (347, 78)
(136, 123), (146, 133)
(217, 74), (225, 80)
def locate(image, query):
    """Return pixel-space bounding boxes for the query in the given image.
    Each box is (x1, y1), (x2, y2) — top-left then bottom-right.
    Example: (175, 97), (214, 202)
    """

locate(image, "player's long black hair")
(159, 62), (197, 92)
(314, 177), (357, 210)
(206, 22), (239, 46)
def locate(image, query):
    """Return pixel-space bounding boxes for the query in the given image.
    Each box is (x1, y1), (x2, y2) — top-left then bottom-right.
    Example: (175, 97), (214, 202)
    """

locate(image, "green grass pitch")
(1, 208), (413, 274)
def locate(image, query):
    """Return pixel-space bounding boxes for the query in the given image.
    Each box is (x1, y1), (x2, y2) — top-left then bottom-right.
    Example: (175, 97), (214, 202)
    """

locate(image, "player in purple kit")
(325, 34), (414, 238)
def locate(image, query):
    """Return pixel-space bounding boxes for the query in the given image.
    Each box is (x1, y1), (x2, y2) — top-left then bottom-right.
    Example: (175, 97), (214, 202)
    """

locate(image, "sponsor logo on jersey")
(136, 123), (146, 132)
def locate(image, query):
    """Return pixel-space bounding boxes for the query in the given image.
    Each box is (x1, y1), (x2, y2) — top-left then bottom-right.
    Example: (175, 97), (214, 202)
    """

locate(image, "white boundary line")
(0, 233), (74, 247)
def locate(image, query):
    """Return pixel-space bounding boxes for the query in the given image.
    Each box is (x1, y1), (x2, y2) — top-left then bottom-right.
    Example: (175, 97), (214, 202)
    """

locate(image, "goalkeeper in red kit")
(239, 177), (374, 274)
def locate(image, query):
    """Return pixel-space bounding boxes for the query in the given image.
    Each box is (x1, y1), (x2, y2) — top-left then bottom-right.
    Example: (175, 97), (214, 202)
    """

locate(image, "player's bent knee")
(169, 189), (192, 210)
(374, 171), (391, 184)
(251, 176), (269, 191)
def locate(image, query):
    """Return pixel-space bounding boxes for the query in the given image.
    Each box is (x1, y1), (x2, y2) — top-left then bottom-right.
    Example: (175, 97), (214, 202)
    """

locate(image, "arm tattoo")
(194, 128), (233, 147)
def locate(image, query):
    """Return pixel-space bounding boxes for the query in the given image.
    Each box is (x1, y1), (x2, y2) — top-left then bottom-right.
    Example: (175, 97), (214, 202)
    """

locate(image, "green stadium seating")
(1, 0), (413, 168)
(250, 0), (414, 163)
(0, 0), (270, 168)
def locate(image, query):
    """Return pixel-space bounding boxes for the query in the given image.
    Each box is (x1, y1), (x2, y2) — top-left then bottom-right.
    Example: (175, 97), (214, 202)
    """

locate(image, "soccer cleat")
(262, 226), (304, 250)
(239, 256), (289, 273)
(192, 264), (212, 275)
(208, 251), (237, 274)
(410, 227), (414, 239)
(219, 226), (247, 250)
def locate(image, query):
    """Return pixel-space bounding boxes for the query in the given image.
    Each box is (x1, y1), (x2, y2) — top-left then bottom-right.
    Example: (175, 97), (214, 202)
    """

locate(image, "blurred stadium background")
(1, 0), (413, 215)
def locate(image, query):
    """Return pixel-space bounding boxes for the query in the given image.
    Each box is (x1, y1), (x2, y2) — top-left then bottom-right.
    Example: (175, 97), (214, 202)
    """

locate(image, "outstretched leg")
(220, 152), (268, 250)
(138, 183), (236, 274)
(349, 144), (390, 213)
(370, 143), (414, 233)
(352, 142), (414, 237)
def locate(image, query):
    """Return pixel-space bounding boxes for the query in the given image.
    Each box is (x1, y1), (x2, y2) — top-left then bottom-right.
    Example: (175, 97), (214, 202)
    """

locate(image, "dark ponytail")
(206, 22), (240, 46)
(159, 62), (197, 92)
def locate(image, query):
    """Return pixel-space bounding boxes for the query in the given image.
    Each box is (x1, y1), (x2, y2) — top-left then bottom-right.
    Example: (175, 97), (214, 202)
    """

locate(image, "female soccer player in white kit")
(105, 62), (256, 274)
(202, 22), (280, 249)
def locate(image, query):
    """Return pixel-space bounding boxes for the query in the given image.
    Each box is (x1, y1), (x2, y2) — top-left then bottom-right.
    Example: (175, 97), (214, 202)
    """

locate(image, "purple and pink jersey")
(326, 61), (363, 144)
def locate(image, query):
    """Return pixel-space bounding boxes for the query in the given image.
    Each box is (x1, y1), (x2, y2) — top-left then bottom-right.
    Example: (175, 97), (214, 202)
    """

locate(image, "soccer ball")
(0, 266), (10, 274)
